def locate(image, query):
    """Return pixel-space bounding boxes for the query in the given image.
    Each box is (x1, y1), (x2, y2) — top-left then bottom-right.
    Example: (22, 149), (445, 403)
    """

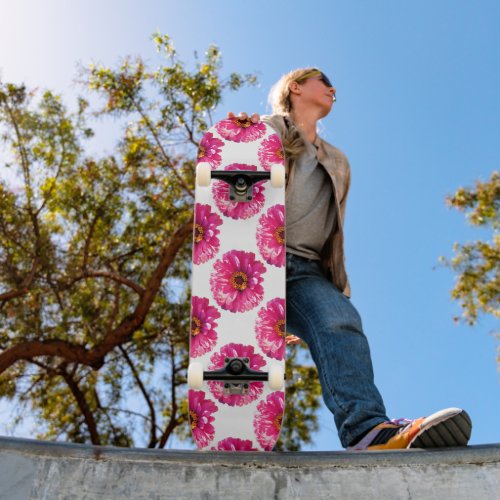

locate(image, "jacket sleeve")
(338, 155), (351, 227)
(261, 114), (286, 138)
(339, 154), (351, 297)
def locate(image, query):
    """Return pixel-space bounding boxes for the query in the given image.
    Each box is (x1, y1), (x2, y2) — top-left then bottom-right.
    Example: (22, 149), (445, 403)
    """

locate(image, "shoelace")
(387, 417), (422, 435)
(390, 417), (415, 426)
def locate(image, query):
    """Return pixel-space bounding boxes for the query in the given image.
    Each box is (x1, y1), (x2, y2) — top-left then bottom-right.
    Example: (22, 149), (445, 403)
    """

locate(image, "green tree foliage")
(0, 34), (322, 449)
(442, 171), (499, 331)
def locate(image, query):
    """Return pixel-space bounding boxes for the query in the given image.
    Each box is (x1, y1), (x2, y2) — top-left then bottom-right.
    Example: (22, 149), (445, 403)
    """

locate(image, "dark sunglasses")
(296, 70), (333, 89)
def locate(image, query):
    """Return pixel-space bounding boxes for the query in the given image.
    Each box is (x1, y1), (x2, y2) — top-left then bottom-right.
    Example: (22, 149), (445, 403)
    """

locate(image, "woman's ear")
(288, 81), (301, 96)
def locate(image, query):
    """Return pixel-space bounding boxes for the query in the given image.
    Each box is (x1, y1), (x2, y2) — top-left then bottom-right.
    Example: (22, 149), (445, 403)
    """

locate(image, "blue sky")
(0, 0), (498, 450)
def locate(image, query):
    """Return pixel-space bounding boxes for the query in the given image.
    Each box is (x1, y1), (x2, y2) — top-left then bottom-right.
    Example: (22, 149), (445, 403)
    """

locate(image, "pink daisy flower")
(213, 163), (265, 220)
(208, 343), (266, 406)
(215, 117), (266, 143)
(210, 250), (266, 313)
(189, 390), (219, 448)
(254, 391), (285, 450)
(211, 437), (258, 451)
(193, 203), (223, 265)
(197, 132), (224, 168)
(190, 296), (221, 358)
(255, 298), (286, 361)
(256, 204), (285, 267)
(257, 134), (285, 170)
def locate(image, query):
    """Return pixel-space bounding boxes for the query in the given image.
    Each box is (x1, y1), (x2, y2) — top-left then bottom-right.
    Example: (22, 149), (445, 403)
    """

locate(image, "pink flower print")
(211, 437), (258, 451)
(189, 390), (219, 448)
(193, 203), (223, 265)
(256, 204), (285, 267)
(258, 134), (285, 170)
(213, 163), (265, 220)
(215, 117), (266, 143)
(197, 132), (224, 168)
(208, 343), (266, 406)
(254, 391), (285, 450)
(255, 298), (286, 361)
(210, 250), (266, 313)
(190, 296), (221, 358)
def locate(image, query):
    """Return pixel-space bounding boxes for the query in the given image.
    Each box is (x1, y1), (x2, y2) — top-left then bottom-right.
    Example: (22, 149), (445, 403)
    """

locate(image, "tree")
(0, 34), (322, 449)
(441, 171), (499, 346)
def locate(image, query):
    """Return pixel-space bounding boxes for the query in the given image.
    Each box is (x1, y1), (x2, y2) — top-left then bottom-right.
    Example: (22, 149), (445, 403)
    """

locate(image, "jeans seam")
(288, 293), (351, 416)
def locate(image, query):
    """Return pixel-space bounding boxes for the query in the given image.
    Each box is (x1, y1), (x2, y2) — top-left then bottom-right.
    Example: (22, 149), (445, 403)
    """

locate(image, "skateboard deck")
(188, 117), (286, 451)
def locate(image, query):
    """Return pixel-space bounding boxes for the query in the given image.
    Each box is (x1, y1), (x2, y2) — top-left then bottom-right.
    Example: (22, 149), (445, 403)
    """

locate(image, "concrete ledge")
(1, 436), (499, 499)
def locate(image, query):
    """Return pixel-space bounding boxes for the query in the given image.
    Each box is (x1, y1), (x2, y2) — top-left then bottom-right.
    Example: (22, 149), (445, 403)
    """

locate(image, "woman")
(229, 67), (472, 450)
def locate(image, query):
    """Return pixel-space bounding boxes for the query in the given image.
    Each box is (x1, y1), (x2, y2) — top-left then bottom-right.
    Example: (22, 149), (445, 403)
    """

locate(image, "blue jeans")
(286, 253), (388, 448)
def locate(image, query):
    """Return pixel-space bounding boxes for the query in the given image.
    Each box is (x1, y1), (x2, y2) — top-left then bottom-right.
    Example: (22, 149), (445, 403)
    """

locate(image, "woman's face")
(294, 74), (336, 117)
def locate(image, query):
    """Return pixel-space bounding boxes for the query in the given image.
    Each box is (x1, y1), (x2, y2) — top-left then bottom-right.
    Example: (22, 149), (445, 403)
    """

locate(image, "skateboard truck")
(205, 357), (268, 395)
(188, 357), (285, 394)
(196, 164), (285, 201)
(211, 171), (270, 202)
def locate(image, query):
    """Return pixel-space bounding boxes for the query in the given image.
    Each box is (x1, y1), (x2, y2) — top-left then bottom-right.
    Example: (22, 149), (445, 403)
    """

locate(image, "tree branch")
(82, 269), (145, 296)
(119, 345), (157, 447)
(158, 333), (179, 448)
(0, 257), (39, 302)
(82, 208), (102, 271)
(0, 217), (32, 256)
(58, 365), (101, 445)
(35, 143), (67, 216)
(0, 218), (193, 374)
(130, 94), (194, 198)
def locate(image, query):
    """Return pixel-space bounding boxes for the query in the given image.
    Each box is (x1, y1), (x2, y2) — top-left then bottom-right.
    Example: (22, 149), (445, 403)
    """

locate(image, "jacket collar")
(314, 136), (338, 177)
(282, 114), (338, 176)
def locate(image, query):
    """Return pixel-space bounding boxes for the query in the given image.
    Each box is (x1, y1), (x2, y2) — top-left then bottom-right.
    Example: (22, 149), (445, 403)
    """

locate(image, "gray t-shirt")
(286, 141), (337, 260)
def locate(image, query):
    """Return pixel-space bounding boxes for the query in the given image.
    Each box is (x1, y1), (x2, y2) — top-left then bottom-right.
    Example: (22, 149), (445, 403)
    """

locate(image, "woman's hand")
(227, 111), (260, 123)
(285, 335), (302, 346)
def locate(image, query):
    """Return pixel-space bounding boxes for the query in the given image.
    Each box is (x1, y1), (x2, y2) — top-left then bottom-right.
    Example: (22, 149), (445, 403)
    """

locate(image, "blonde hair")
(268, 67), (319, 171)
(268, 67), (318, 115)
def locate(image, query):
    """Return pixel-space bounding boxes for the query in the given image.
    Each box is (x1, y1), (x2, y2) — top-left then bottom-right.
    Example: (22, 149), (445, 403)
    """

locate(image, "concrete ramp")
(0, 436), (499, 499)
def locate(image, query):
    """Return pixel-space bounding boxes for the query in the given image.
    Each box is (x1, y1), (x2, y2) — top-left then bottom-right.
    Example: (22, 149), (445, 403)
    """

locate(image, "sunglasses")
(296, 69), (334, 89)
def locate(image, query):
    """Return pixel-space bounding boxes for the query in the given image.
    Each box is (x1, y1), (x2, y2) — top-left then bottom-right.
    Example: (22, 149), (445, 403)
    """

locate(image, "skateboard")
(188, 116), (286, 451)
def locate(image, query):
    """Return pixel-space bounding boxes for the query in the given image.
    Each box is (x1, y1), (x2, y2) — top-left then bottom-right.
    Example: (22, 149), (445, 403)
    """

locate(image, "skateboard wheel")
(187, 362), (204, 389)
(196, 163), (211, 187)
(270, 164), (285, 188)
(268, 364), (285, 391)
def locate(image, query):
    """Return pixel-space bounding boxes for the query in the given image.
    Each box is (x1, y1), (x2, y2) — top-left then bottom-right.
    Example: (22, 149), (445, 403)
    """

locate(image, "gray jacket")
(263, 114), (352, 297)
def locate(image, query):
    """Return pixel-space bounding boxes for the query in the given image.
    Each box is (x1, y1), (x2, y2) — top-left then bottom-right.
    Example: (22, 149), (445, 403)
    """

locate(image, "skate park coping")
(0, 435), (499, 499)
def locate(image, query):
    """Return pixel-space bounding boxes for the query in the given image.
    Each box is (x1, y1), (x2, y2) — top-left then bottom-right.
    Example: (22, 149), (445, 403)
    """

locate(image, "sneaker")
(348, 407), (472, 451)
